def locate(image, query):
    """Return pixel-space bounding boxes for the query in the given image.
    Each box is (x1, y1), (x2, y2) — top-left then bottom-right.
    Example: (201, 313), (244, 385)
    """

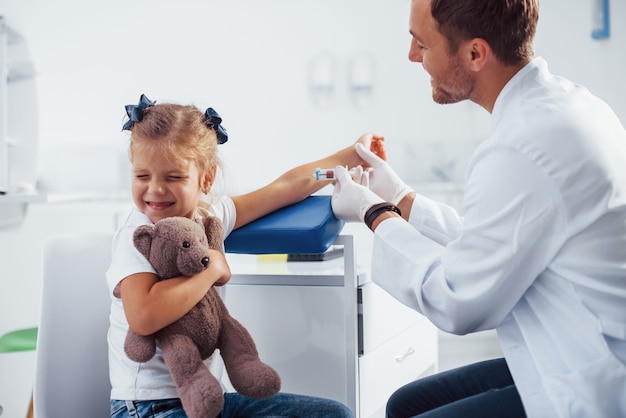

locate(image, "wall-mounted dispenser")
(309, 52), (336, 108)
(348, 53), (374, 108)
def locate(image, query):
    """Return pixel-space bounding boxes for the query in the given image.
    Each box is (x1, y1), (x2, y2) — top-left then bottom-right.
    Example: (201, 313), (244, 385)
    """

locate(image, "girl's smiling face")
(131, 142), (207, 224)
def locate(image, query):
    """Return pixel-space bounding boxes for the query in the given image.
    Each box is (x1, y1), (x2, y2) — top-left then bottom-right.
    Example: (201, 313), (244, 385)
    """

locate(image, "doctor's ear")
(465, 38), (489, 71)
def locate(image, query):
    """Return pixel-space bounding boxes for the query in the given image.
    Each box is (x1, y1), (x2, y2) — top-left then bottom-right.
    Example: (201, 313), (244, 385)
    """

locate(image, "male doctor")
(331, 0), (626, 417)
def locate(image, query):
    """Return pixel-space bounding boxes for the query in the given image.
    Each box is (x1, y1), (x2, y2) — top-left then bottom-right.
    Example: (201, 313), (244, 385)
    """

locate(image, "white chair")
(34, 231), (114, 418)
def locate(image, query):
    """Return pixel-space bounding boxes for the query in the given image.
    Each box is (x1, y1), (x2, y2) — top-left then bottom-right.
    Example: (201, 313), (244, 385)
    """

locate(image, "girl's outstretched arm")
(231, 133), (385, 229)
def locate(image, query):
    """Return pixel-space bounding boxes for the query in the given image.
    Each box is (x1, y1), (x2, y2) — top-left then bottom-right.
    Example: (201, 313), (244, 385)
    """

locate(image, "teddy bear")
(123, 216), (281, 418)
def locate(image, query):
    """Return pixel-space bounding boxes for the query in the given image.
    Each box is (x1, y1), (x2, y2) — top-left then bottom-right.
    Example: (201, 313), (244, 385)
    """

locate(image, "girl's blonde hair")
(128, 102), (222, 198)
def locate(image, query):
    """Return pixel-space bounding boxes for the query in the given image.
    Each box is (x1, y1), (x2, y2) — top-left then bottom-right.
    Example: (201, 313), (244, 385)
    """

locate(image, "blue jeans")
(111, 392), (353, 417)
(386, 358), (526, 418)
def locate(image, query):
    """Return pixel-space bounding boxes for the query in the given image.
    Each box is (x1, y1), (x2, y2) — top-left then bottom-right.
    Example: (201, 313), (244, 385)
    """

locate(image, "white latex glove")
(332, 165), (383, 222)
(347, 165), (369, 187)
(355, 142), (414, 205)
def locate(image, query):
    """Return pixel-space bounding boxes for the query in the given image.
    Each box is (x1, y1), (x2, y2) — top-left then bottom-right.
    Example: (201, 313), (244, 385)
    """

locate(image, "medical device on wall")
(0, 17), (38, 196)
(0, 17), (39, 227)
(0, 17), (9, 194)
(592, 0), (610, 39)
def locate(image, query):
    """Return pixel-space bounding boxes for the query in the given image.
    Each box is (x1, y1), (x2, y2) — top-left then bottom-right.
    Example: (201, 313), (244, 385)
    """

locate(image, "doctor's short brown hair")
(430, 0), (538, 66)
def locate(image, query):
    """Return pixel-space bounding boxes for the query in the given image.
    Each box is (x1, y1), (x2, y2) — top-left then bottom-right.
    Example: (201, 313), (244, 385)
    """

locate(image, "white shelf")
(0, 192), (47, 203)
(0, 192), (108, 204)
(0, 191), (132, 204)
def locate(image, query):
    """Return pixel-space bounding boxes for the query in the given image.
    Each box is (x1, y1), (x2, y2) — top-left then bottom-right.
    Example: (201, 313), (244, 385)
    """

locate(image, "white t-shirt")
(106, 197), (237, 401)
(371, 57), (626, 417)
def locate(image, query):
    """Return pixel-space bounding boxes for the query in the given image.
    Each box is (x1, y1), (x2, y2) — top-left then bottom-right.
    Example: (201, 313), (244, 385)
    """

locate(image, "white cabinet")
(224, 235), (438, 417)
(358, 283), (438, 418)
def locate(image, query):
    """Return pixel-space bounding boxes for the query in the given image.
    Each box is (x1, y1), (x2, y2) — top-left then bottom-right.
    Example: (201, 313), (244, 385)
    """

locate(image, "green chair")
(0, 327), (38, 353)
(0, 326), (37, 418)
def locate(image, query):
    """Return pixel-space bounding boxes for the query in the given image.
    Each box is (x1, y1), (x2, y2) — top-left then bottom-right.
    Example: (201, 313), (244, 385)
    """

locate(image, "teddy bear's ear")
(133, 224), (157, 259)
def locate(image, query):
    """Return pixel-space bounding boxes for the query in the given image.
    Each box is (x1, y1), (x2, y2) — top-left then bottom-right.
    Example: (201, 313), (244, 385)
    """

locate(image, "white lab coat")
(371, 57), (626, 417)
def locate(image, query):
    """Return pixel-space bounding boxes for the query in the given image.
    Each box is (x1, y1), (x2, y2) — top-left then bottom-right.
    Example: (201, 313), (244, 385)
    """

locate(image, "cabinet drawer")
(360, 282), (427, 354)
(359, 320), (438, 418)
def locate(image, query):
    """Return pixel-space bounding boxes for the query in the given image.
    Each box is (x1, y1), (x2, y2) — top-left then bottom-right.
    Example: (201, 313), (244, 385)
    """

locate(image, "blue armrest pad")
(224, 195), (345, 254)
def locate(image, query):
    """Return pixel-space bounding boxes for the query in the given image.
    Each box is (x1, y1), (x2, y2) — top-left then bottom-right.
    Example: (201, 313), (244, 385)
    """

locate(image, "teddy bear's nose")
(201, 257), (209, 267)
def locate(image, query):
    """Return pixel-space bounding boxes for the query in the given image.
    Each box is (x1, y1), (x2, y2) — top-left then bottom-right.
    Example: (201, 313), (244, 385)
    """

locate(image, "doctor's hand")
(332, 165), (384, 222)
(355, 143), (414, 206)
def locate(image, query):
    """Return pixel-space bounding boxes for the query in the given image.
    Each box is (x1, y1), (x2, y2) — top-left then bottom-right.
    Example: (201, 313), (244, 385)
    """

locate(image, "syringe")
(314, 167), (357, 180)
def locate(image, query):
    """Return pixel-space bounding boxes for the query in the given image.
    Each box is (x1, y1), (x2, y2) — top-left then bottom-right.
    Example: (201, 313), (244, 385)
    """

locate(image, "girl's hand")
(355, 133), (387, 165)
(206, 249), (231, 286)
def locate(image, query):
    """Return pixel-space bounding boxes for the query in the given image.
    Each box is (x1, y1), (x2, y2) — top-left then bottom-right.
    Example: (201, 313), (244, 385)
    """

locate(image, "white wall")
(0, 0), (624, 416)
(1, 0), (624, 192)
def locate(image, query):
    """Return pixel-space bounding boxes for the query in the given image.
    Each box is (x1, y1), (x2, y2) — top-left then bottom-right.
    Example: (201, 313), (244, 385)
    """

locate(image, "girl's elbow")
(126, 313), (159, 336)
(129, 325), (154, 337)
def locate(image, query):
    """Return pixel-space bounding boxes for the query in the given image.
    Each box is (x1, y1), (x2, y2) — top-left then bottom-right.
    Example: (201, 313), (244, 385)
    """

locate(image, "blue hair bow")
(122, 94), (154, 131)
(204, 107), (228, 144)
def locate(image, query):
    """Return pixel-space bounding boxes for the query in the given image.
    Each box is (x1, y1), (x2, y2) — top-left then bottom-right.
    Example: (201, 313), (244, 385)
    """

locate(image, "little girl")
(107, 94), (379, 418)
